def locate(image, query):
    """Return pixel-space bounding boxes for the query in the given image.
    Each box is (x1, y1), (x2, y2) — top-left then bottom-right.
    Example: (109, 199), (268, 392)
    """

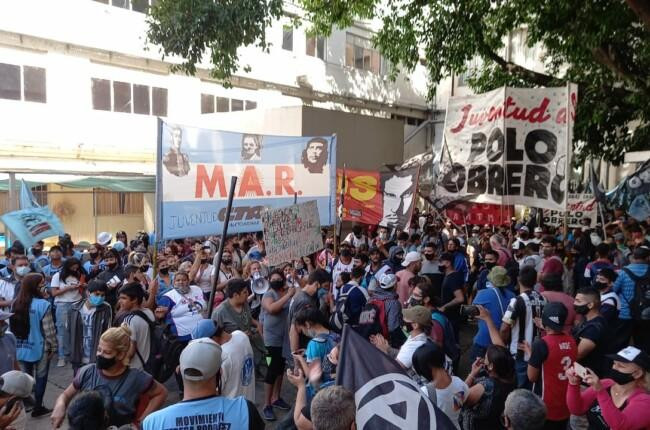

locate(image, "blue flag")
(19, 179), (40, 210)
(606, 159), (650, 221)
(336, 326), (455, 429)
(1, 207), (64, 249)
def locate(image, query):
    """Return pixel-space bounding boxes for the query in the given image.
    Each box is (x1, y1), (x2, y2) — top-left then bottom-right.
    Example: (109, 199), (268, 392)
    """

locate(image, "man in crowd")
(310, 386), (356, 430)
(474, 250), (499, 292)
(289, 269), (330, 355)
(583, 242), (615, 287)
(331, 243), (353, 297)
(572, 287), (611, 376)
(446, 239), (468, 283)
(396, 251), (422, 305)
(439, 253), (465, 338)
(531, 227), (544, 244)
(540, 273), (576, 334)
(337, 266), (369, 327)
(420, 242), (443, 294)
(614, 245), (650, 350)
(502, 389), (547, 430)
(539, 236), (564, 280)
(364, 247), (389, 289)
(117, 282), (155, 372)
(0, 255), (31, 311)
(595, 267), (620, 325)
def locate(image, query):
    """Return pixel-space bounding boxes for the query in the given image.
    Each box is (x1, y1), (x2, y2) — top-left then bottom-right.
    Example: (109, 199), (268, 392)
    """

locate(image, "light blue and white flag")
(1, 207), (64, 248)
(19, 179), (40, 210)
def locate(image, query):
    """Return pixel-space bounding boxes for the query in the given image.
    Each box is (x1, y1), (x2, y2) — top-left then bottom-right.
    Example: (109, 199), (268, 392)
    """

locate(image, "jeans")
(20, 358), (50, 408)
(515, 357), (530, 389)
(55, 301), (73, 358)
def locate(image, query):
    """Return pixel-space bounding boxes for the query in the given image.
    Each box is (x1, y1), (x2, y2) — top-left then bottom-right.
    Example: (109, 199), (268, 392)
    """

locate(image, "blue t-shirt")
(142, 395), (264, 430)
(472, 285), (515, 347)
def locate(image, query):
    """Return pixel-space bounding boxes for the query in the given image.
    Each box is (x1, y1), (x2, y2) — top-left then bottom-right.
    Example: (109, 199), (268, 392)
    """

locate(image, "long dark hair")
(59, 257), (83, 282)
(10, 273), (44, 340)
(486, 345), (515, 383)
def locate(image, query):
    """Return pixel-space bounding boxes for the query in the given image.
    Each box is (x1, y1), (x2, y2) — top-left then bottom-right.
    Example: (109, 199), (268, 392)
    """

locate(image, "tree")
(147, 0), (650, 165)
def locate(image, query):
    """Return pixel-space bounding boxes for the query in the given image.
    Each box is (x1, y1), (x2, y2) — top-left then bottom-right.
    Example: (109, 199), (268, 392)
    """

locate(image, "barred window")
(93, 190), (144, 216)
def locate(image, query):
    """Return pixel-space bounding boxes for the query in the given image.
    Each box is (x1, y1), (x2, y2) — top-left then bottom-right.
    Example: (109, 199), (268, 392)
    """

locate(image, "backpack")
(329, 284), (368, 333)
(356, 298), (389, 339)
(622, 267), (650, 321)
(115, 310), (165, 378)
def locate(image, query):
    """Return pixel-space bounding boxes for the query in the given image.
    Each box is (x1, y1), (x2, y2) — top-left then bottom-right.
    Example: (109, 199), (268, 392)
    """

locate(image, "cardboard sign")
(262, 200), (323, 266)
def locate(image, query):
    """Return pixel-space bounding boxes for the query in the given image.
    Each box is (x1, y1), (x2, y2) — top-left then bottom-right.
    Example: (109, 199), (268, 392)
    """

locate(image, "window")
(90, 78), (167, 116)
(245, 100), (257, 110)
(457, 58), (481, 87)
(95, 0), (156, 12)
(282, 26), (293, 51)
(216, 97), (230, 113)
(31, 185), (48, 206)
(201, 93), (214, 114)
(94, 190), (144, 216)
(345, 34), (381, 74)
(306, 35), (325, 60)
(231, 99), (243, 111)
(0, 63), (46, 102)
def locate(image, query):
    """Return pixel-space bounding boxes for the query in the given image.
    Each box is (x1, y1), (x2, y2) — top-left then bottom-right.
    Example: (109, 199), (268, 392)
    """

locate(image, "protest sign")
(261, 200), (323, 266)
(437, 85), (577, 212)
(446, 202), (514, 226)
(1, 207), (64, 248)
(157, 121), (336, 239)
(543, 193), (597, 228)
(337, 167), (419, 231)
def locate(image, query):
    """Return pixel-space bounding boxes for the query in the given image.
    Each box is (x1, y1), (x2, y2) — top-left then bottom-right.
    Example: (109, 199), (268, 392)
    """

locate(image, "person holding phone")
(566, 346), (650, 430)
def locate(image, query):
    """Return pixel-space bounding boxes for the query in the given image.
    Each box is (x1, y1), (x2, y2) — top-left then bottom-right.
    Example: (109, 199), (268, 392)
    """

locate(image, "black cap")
(608, 346), (650, 371)
(542, 302), (567, 332)
(633, 246), (650, 260)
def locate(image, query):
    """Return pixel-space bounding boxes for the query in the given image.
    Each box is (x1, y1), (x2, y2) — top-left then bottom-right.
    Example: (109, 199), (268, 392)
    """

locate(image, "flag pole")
(334, 164), (346, 257)
(208, 176), (238, 317)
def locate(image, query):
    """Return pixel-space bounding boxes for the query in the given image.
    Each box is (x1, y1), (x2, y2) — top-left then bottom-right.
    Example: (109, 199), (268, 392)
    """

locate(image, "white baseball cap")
(379, 273), (397, 289)
(180, 338), (223, 382)
(97, 232), (112, 246)
(0, 371), (34, 398)
(534, 227), (543, 233)
(401, 251), (422, 267)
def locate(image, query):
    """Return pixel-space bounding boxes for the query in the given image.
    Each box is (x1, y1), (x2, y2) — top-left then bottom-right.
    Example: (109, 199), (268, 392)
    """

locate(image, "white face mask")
(15, 266), (30, 277)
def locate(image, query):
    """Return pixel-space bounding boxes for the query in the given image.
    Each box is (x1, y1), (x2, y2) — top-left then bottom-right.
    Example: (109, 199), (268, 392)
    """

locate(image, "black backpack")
(115, 310), (165, 379)
(329, 284), (367, 333)
(623, 267), (650, 321)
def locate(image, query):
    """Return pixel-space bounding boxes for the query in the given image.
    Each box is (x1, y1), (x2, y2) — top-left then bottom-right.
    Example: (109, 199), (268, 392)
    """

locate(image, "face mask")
(89, 295), (105, 307)
(232, 243), (240, 249)
(520, 233), (529, 240)
(15, 266), (30, 277)
(32, 249), (42, 256)
(95, 354), (117, 370)
(595, 281), (609, 291)
(609, 368), (636, 385)
(159, 267), (169, 275)
(574, 304), (590, 315)
(424, 253), (435, 261)
(404, 322), (415, 333)
(140, 265), (150, 272)
(408, 296), (423, 307)
(439, 263), (448, 271)
(175, 284), (190, 294)
(89, 252), (99, 259)
(341, 250), (352, 258)
(485, 262), (497, 271)
(222, 258), (232, 265)
(201, 258), (209, 264)
(379, 233), (388, 241)
(270, 280), (284, 290)
(107, 262), (118, 270)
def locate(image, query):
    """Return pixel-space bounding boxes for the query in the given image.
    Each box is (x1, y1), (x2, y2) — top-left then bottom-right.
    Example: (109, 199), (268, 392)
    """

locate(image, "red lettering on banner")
(195, 164), (226, 198)
(451, 97), (552, 133)
(275, 166), (296, 196)
(238, 166), (264, 197)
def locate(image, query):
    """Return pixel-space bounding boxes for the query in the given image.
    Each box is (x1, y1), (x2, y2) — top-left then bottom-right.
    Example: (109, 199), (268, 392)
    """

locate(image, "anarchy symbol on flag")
(355, 373), (435, 429)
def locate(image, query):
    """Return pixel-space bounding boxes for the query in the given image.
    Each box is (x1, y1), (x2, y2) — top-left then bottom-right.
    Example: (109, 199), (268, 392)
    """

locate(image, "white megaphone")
(251, 276), (269, 295)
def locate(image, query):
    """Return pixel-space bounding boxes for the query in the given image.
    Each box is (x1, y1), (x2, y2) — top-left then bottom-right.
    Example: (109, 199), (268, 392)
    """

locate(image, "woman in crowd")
(261, 269), (295, 420)
(51, 257), (86, 368)
(10, 273), (57, 417)
(244, 260), (266, 320)
(188, 243), (214, 302)
(83, 243), (105, 281)
(566, 346), (650, 429)
(145, 255), (174, 309)
(51, 325), (167, 429)
(460, 345), (516, 430)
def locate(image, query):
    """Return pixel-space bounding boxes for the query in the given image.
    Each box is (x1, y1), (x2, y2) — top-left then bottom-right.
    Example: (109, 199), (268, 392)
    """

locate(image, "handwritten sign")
(262, 200), (323, 266)
(543, 193), (597, 228)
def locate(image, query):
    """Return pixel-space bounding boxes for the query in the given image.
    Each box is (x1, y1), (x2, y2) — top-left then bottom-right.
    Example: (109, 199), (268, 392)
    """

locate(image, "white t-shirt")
(396, 333), (427, 369)
(194, 264), (215, 293)
(126, 308), (155, 370)
(344, 233), (370, 249)
(51, 272), (83, 303)
(219, 330), (255, 402)
(0, 279), (15, 311)
(434, 376), (468, 429)
(331, 259), (354, 299)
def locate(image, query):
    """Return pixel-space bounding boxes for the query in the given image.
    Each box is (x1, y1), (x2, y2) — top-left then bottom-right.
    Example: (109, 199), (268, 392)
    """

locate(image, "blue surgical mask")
(89, 295), (105, 307)
(15, 266), (30, 277)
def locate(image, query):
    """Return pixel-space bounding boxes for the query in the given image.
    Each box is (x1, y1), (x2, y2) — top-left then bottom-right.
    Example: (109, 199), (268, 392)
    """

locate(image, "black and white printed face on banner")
(437, 86), (577, 212)
(379, 167), (419, 231)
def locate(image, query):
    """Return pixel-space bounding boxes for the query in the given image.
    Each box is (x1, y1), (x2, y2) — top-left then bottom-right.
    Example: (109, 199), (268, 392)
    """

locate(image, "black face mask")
(609, 368), (636, 385)
(107, 262), (118, 270)
(405, 322), (415, 333)
(424, 253), (435, 261)
(232, 243), (240, 249)
(485, 262), (497, 271)
(159, 267), (169, 275)
(574, 304), (590, 315)
(201, 258), (209, 264)
(140, 265), (150, 272)
(341, 250), (352, 258)
(222, 258), (232, 265)
(595, 281), (609, 291)
(270, 280), (284, 290)
(32, 249), (42, 256)
(89, 252), (99, 259)
(96, 355), (117, 370)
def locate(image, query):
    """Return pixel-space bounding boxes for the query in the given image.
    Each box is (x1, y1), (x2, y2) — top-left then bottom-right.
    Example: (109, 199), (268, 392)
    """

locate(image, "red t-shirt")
(541, 256), (564, 277)
(541, 291), (576, 334)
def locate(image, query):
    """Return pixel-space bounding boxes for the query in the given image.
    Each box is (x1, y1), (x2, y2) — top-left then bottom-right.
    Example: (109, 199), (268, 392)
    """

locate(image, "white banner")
(543, 193), (597, 228)
(261, 200), (323, 266)
(437, 85), (577, 211)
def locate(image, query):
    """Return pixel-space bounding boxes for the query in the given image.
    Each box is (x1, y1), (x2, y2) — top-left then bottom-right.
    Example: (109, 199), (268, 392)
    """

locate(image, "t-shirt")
(50, 272), (83, 303)
(541, 256), (564, 277)
(600, 290), (620, 324)
(344, 233), (370, 249)
(288, 290), (318, 325)
(261, 289), (289, 347)
(331, 259), (354, 298)
(502, 291), (547, 360)
(125, 309), (155, 370)
(194, 264), (215, 293)
(520, 254), (543, 272)
(220, 331), (255, 402)
(212, 300), (254, 335)
(0, 332), (16, 375)
(396, 333), (427, 369)
(159, 286), (206, 340)
(396, 269), (415, 305)
(541, 291), (576, 334)
(572, 315), (609, 376)
(73, 364), (153, 427)
(142, 395), (264, 430)
(80, 305), (97, 364)
(435, 376), (468, 429)
(0, 279), (16, 311)
(472, 286), (515, 348)
(441, 272), (464, 322)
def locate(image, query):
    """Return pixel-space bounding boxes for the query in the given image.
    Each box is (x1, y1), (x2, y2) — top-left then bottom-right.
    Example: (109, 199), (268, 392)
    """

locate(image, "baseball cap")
(608, 346), (650, 371)
(379, 273), (397, 289)
(97, 232), (112, 246)
(403, 305), (432, 326)
(472, 226), (480, 232)
(542, 302), (567, 332)
(511, 240), (522, 251)
(633, 246), (650, 260)
(0, 371), (34, 398)
(519, 226), (529, 232)
(534, 227), (543, 233)
(180, 338), (222, 381)
(191, 319), (220, 340)
(0, 310), (13, 321)
(401, 251), (422, 267)
(487, 266), (510, 287)
(614, 232), (625, 241)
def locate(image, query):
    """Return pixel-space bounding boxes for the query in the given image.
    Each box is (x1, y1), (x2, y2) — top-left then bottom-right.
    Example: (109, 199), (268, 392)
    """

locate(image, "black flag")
(590, 162), (607, 204)
(336, 326), (456, 430)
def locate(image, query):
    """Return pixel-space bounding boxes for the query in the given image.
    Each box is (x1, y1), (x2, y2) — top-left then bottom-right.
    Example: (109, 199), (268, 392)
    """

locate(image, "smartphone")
(573, 362), (588, 379)
(461, 305), (480, 318)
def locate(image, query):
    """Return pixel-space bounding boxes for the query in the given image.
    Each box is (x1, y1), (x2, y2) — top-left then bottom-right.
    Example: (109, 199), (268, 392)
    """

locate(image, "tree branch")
(625, 0), (650, 32)
(482, 49), (556, 87)
(591, 45), (649, 95)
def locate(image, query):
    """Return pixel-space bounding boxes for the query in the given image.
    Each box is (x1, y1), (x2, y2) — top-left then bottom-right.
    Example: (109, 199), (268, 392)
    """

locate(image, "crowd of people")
(0, 207), (647, 430)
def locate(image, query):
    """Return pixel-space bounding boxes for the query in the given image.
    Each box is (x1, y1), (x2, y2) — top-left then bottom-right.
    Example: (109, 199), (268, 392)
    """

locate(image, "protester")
(584, 243), (615, 287)
(502, 389), (547, 430)
(51, 325), (167, 428)
(188, 242), (215, 302)
(311, 385), (356, 430)
(211, 248), (240, 307)
(68, 280), (113, 373)
(572, 287), (611, 376)
(0, 255), (32, 311)
(614, 246), (650, 350)
(396, 251), (422, 305)
(50, 257), (85, 367)
(10, 273), (56, 417)
(116, 282), (155, 372)
(83, 243), (104, 280)
(0, 370), (34, 430)
(66, 391), (114, 430)
(566, 346), (650, 429)
(439, 252), (465, 338)
(361, 273), (404, 347)
(474, 250), (499, 292)
(540, 273), (576, 334)
(332, 266), (368, 329)
(148, 256), (173, 306)
(95, 249), (125, 308)
(41, 247), (64, 289)
(289, 269), (329, 354)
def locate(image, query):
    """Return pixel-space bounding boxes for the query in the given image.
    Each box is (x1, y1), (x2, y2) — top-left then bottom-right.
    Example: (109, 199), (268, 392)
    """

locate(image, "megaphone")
(251, 277), (269, 295)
